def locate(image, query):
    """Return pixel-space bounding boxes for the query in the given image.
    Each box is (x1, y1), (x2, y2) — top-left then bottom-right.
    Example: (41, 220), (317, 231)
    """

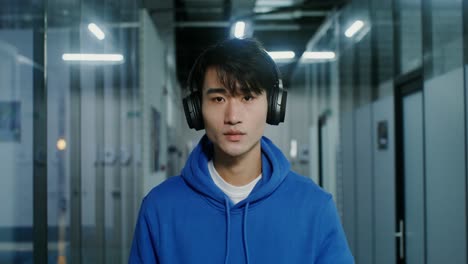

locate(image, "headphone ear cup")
(279, 89), (287, 122)
(183, 91), (204, 130)
(262, 48), (287, 125)
(267, 88), (277, 125)
(267, 80), (287, 125)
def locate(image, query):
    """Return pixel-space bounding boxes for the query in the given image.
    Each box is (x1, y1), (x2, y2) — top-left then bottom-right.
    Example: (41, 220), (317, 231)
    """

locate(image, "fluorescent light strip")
(88, 23), (105, 40)
(234, 21), (245, 39)
(267, 51), (295, 60)
(345, 20), (364, 38)
(303, 51), (336, 60)
(62, 53), (124, 62)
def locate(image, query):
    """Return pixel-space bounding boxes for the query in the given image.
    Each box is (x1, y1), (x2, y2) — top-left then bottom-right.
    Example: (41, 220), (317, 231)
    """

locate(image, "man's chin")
(218, 144), (246, 158)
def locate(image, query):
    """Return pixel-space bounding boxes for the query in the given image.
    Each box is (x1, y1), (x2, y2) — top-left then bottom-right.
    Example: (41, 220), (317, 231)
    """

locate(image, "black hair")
(187, 38), (280, 97)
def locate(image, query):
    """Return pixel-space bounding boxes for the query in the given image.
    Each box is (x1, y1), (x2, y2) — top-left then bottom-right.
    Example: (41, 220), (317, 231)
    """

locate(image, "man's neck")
(213, 142), (262, 187)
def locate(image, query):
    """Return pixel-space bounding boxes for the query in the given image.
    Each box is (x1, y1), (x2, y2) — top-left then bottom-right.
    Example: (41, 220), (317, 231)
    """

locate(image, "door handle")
(395, 219), (405, 260)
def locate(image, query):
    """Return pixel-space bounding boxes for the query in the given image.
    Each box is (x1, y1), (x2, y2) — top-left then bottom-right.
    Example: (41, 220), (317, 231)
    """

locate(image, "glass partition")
(425, 0), (463, 78)
(0, 1), (45, 263)
(0, 0), (141, 263)
(46, 0), (141, 263)
(396, 0), (422, 74)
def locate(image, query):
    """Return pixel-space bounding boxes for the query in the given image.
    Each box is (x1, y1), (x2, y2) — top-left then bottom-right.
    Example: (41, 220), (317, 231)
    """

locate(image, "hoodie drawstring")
(243, 202), (250, 264)
(224, 198), (251, 264)
(224, 198), (231, 264)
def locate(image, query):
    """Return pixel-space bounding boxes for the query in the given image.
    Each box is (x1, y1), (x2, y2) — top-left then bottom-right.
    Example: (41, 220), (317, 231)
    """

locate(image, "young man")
(129, 38), (353, 263)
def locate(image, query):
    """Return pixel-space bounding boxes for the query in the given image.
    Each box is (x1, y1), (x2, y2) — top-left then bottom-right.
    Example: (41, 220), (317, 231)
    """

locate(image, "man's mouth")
(223, 130), (245, 141)
(224, 128), (245, 135)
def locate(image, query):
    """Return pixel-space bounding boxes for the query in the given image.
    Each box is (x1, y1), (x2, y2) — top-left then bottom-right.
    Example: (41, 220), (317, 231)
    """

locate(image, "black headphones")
(183, 49), (287, 131)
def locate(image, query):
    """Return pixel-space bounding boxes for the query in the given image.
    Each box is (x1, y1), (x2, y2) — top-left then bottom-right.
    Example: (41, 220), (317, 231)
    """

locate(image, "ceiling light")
(267, 51), (295, 60)
(62, 53), (124, 62)
(302, 51), (336, 60)
(88, 23), (105, 40)
(255, 0), (293, 13)
(234, 21), (246, 38)
(345, 20), (364, 38)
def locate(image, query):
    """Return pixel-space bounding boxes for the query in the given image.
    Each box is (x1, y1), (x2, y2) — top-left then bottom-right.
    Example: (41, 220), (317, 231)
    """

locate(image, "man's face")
(201, 67), (268, 159)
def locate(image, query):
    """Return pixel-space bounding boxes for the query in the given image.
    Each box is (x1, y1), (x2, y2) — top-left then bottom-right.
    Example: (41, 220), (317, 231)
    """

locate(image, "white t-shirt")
(208, 160), (262, 205)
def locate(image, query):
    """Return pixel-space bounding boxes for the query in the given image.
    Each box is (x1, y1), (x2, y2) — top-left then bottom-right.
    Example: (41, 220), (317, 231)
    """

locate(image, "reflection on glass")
(345, 20), (364, 38)
(46, 0), (141, 263)
(1, 0), (152, 262)
(372, 0), (394, 84)
(428, 0), (463, 77)
(397, 0), (422, 74)
(0, 1), (44, 263)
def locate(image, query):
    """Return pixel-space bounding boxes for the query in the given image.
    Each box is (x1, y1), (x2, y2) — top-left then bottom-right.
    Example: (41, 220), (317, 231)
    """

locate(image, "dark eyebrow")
(205, 88), (227, 95)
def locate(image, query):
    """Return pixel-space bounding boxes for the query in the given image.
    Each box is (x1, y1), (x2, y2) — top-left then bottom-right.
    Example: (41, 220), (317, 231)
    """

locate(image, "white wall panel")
(372, 95), (395, 264)
(340, 110), (356, 255)
(354, 105), (374, 264)
(425, 67), (467, 264)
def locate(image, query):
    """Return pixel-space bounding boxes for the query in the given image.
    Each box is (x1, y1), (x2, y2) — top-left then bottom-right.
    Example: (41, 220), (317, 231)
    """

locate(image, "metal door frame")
(394, 68), (425, 264)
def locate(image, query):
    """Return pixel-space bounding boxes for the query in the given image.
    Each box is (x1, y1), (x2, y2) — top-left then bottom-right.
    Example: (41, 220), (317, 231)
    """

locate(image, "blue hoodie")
(129, 135), (354, 263)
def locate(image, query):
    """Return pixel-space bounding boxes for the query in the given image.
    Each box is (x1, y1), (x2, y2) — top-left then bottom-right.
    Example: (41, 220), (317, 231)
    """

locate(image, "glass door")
(395, 70), (426, 264)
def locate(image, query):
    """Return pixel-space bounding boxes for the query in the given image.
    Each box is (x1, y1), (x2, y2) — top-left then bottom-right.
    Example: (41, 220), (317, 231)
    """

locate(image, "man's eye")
(243, 95), (254, 101)
(213, 97), (225, 103)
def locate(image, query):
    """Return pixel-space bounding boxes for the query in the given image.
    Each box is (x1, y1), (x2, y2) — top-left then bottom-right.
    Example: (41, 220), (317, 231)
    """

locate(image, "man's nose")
(224, 99), (242, 125)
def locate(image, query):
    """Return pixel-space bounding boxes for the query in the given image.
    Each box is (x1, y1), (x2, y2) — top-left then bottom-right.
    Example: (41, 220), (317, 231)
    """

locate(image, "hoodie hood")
(181, 134), (291, 209)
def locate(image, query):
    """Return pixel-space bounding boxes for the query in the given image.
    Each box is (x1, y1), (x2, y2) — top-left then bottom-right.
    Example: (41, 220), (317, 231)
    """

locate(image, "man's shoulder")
(283, 171), (332, 202)
(144, 176), (188, 204)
